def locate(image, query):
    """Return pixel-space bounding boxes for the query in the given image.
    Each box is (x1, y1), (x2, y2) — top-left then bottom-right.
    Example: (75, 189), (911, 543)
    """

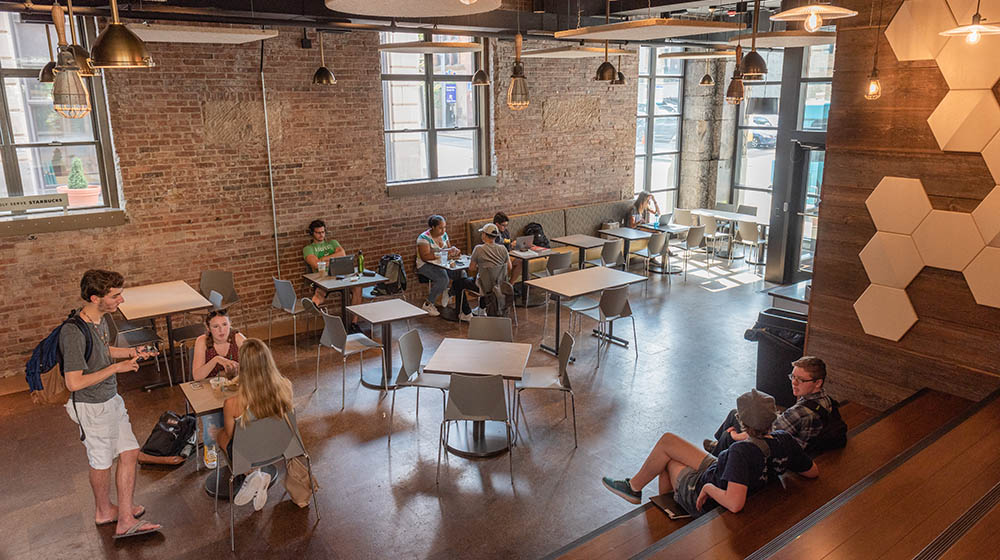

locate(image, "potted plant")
(57, 157), (101, 207)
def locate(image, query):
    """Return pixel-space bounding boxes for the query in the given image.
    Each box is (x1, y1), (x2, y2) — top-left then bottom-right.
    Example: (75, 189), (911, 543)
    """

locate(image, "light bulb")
(804, 12), (823, 32)
(966, 28), (982, 43)
(865, 77), (881, 100)
(459, 0), (478, 4)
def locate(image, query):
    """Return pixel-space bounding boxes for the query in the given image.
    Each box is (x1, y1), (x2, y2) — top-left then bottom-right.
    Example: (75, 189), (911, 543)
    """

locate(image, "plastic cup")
(210, 377), (223, 390)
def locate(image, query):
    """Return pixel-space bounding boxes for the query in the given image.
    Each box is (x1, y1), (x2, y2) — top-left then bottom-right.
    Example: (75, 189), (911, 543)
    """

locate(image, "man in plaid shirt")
(704, 356), (832, 454)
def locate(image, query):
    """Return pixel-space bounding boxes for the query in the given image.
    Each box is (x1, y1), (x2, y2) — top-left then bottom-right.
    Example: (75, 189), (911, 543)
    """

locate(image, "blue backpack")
(24, 311), (93, 393)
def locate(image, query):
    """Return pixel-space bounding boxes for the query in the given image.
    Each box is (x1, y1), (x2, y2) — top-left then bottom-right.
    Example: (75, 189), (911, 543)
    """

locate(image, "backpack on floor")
(802, 399), (848, 456)
(522, 222), (550, 248)
(372, 254), (407, 296)
(24, 310), (93, 398)
(141, 411), (197, 459)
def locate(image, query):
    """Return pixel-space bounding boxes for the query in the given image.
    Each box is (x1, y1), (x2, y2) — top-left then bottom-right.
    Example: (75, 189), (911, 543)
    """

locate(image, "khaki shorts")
(66, 394), (140, 469)
(673, 454), (717, 517)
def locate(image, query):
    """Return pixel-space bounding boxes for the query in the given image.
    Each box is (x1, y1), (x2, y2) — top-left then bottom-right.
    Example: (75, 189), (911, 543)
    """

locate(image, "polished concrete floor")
(0, 256), (774, 559)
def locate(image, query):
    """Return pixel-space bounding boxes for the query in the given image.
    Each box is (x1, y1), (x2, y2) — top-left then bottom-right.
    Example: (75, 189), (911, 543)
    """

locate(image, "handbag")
(282, 414), (318, 508)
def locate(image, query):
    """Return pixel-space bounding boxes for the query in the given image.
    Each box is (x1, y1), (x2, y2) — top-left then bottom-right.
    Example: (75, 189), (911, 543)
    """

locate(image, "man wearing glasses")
(704, 356), (833, 455)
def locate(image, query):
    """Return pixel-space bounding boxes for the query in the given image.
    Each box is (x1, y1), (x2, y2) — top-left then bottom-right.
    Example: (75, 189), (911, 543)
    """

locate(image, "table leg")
(361, 321), (394, 390)
(340, 288), (349, 328)
(520, 257), (529, 307)
(446, 420), (509, 458)
(143, 316), (172, 391)
(540, 293), (560, 357)
(622, 239), (632, 270)
(578, 247), (586, 270)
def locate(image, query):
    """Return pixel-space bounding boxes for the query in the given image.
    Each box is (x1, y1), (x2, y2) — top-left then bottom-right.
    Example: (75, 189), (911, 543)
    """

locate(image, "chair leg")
(506, 422), (514, 487)
(292, 315), (298, 360)
(341, 357), (347, 410)
(388, 388), (397, 444)
(314, 345), (321, 394)
(267, 308), (272, 346)
(632, 316), (638, 358)
(569, 391), (578, 448)
(436, 422), (445, 484)
(214, 461), (220, 513)
(563, 392), (567, 418)
(416, 386), (420, 414)
(304, 455), (321, 520)
(229, 475), (236, 552)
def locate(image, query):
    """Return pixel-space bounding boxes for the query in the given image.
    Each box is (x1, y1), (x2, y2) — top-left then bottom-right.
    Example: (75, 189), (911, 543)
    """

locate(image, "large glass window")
(380, 33), (484, 184)
(798, 44), (834, 132)
(0, 14), (116, 216)
(732, 49), (783, 221)
(634, 46), (684, 212)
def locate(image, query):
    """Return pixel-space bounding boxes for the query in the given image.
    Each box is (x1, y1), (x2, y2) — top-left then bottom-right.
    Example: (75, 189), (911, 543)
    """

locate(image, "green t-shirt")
(303, 239), (342, 270)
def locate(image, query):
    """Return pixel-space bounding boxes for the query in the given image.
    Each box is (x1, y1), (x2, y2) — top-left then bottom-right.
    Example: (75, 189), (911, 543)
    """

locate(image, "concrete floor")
(0, 256), (774, 559)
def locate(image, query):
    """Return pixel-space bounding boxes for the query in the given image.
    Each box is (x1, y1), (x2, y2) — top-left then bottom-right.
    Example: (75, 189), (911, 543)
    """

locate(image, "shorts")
(673, 454), (717, 517)
(65, 394), (140, 470)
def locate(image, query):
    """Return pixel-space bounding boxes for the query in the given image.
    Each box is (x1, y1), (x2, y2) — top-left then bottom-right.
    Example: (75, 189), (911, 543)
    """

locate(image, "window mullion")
(424, 50), (437, 179)
(0, 60), (24, 196)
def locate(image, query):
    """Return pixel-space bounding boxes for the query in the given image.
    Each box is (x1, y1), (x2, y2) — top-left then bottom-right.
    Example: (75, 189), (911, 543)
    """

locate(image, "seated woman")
(628, 192), (661, 228)
(602, 390), (817, 517)
(493, 212), (522, 282)
(303, 219), (361, 331)
(191, 309), (246, 468)
(213, 338), (294, 503)
(415, 214), (463, 318)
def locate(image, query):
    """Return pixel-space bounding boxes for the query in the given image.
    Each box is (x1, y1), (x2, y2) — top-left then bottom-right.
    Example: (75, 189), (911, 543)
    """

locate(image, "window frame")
(635, 46), (684, 212)
(730, 48), (782, 202)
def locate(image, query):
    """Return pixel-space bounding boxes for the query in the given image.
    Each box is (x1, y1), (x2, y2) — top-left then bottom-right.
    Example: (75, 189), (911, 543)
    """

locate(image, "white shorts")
(65, 394), (140, 470)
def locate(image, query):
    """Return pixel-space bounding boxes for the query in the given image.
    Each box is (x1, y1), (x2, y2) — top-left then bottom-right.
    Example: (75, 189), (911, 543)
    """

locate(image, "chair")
(268, 278), (308, 359)
(514, 332), (577, 447)
(715, 202), (736, 212)
(200, 270), (241, 326)
(388, 330), (450, 443)
(736, 220), (767, 274)
(308, 301), (384, 408)
(106, 315), (173, 386)
(215, 411), (318, 551)
(629, 231), (668, 287)
(737, 204), (758, 216)
(672, 209), (696, 227)
(525, 250), (572, 305)
(494, 281), (518, 327)
(468, 316), (513, 342)
(674, 225), (706, 281)
(576, 286), (637, 367)
(702, 216), (732, 266)
(584, 239), (624, 269)
(437, 373), (513, 485)
(174, 290), (225, 382)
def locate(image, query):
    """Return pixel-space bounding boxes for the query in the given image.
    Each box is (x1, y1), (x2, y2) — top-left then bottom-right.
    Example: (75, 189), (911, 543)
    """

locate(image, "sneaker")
(471, 307), (486, 317)
(348, 323), (363, 334)
(252, 471), (272, 511)
(703, 439), (717, 454)
(421, 301), (440, 317)
(458, 311), (473, 322)
(234, 471), (260, 506)
(602, 477), (641, 505)
(203, 445), (217, 470)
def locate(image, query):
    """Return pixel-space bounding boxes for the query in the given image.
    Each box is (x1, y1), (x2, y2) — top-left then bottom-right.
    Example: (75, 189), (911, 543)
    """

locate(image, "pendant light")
(611, 54), (626, 85)
(507, 33), (529, 110)
(66, 0), (97, 77)
(51, 2), (91, 119)
(770, 2), (858, 33)
(472, 40), (489, 86)
(39, 25), (55, 83)
(459, 0), (479, 4)
(699, 59), (714, 86)
(312, 31), (336, 85)
(865, 0), (883, 100)
(594, 0), (617, 81)
(740, 0), (767, 82)
(90, 0), (154, 68)
(726, 45), (745, 105)
(939, 0), (1000, 44)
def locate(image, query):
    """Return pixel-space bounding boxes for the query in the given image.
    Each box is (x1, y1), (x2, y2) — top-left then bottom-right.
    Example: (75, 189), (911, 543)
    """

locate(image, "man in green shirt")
(304, 219), (361, 331)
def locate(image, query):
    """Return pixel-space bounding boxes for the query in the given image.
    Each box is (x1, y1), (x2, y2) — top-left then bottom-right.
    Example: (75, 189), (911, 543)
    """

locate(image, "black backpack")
(802, 399), (848, 455)
(25, 310), (93, 393)
(372, 254), (407, 296)
(141, 411), (197, 457)
(522, 222), (550, 248)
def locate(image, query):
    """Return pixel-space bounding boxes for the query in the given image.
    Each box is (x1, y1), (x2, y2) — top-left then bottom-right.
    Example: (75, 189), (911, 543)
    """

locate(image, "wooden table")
(347, 299), (428, 389)
(119, 281), (212, 390)
(424, 338), (532, 458)
(551, 234), (607, 270)
(510, 247), (558, 307)
(303, 270), (386, 327)
(639, 222), (691, 274)
(600, 227), (651, 270)
(526, 267), (647, 357)
(692, 209), (769, 260)
(423, 256), (471, 321)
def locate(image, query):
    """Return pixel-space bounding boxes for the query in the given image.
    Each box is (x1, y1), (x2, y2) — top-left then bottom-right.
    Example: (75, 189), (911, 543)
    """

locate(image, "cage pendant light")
(312, 32), (336, 85)
(740, 0), (768, 81)
(726, 45), (745, 105)
(39, 25), (56, 83)
(865, 0), (883, 100)
(90, 0), (154, 68)
(51, 2), (91, 119)
(507, 33), (529, 110)
(939, 0), (1000, 44)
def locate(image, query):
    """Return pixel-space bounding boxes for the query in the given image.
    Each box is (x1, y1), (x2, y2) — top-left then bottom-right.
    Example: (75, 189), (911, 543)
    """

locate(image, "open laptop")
(328, 256), (355, 276)
(515, 235), (534, 251)
(650, 493), (693, 520)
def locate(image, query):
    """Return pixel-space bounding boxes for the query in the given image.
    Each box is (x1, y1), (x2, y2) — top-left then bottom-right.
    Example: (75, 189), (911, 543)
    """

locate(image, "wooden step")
(764, 392), (1000, 559)
(938, 499), (1000, 560)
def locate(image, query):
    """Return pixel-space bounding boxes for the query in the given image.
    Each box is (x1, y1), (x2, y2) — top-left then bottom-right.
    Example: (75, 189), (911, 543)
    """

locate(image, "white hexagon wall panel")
(972, 185), (1000, 247)
(934, 34), (1000, 90)
(854, 285), (919, 342)
(912, 210), (985, 271)
(865, 177), (932, 234)
(884, 0), (956, 61)
(927, 90), (1000, 153)
(963, 248), (1000, 307)
(860, 233), (925, 288)
(984, 133), (1000, 186)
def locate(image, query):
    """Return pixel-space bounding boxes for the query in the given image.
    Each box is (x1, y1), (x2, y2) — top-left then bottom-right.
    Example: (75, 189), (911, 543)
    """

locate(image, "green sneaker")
(602, 477), (641, 504)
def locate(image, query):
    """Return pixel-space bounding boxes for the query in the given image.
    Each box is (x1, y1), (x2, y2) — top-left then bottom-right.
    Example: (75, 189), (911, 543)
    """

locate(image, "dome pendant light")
(472, 41), (490, 86)
(770, 1), (858, 33)
(65, 0), (97, 77)
(939, 0), (1000, 44)
(611, 54), (626, 85)
(90, 0), (154, 68)
(594, 1), (616, 81)
(700, 58), (714, 86)
(739, 0), (767, 82)
(726, 46), (745, 105)
(865, 0), (883, 100)
(507, 33), (529, 110)
(51, 2), (91, 119)
(312, 32), (336, 85)
(39, 24), (56, 83)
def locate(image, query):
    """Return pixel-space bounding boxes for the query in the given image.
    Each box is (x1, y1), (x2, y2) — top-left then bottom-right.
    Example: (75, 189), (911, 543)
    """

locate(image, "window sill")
(386, 176), (497, 198)
(0, 207), (127, 236)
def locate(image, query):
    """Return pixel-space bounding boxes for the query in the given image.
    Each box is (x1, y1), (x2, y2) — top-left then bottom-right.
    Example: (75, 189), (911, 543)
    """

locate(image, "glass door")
(791, 147), (824, 278)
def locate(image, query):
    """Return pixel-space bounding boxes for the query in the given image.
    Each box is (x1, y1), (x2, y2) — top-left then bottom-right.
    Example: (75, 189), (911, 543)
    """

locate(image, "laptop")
(328, 256), (355, 276)
(650, 492), (693, 520)
(515, 235), (534, 251)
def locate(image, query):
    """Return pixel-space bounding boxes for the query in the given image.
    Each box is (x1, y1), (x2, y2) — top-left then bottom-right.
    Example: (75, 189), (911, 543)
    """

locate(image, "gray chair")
(388, 330), (450, 443)
(268, 278), (307, 359)
(437, 373), (513, 486)
(173, 290), (225, 382)
(675, 225), (706, 281)
(468, 316), (513, 342)
(702, 216), (732, 267)
(736, 220), (767, 274)
(107, 315), (173, 386)
(715, 202), (736, 212)
(201, 270), (241, 326)
(540, 264), (580, 340)
(577, 286), (637, 367)
(584, 239), (624, 269)
(308, 301), (384, 408)
(672, 209), (696, 227)
(629, 231), (668, 286)
(215, 411), (318, 551)
(527, 250), (572, 303)
(514, 332), (577, 447)
(737, 204), (758, 216)
(492, 281), (519, 327)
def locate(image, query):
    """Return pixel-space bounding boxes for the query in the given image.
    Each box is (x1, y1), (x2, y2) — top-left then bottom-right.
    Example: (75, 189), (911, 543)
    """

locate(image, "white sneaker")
(252, 471), (272, 511)
(471, 307), (486, 317)
(421, 301), (441, 317)
(458, 311), (473, 322)
(233, 470), (260, 506)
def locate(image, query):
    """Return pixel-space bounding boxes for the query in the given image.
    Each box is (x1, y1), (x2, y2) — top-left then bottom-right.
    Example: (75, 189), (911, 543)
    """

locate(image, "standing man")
(61, 269), (162, 539)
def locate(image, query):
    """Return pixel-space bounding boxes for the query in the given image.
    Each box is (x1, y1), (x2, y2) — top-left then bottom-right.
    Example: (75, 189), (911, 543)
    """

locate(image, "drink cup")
(317, 261), (327, 274)
(210, 377), (223, 390)
(439, 251), (448, 265)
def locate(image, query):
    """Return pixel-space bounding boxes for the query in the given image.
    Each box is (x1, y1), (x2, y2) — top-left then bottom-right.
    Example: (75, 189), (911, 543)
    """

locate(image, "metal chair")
(526, 250), (572, 303)
(494, 281), (518, 327)
(584, 239), (624, 269)
(576, 286), (637, 367)
(702, 216), (732, 267)
(268, 278), (307, 359)
(672, 209), (696, 227)
(715, 202), (736, 212)
(388, 330), (450, 444)
(200, 270), (241, 326)
(736, 220), (767, 274)
(106, 315), (173, 386)
(215, 411), (318, 551)
(174, 291), (225, 382)
(675, 225), (706, 282)
(629, 231), (667, 280)
(308, 301), (384, 408)
(437, 373), (513, 486)
(514, 332), (577, 447)
(737, 204), (758, 216)
(468, 316), (513, 342)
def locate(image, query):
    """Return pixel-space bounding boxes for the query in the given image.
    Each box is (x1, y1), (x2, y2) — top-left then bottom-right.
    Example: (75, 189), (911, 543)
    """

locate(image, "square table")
(423, 338), (532, 458)
(691, 209), (769, 260)
(423, 255), (471, 321)
(599, 227), (652, 270)
(347, 298), (428, 389)
(509, 247), (558, 307)
(303, 270), (386, 327)
(526, 267), (647, 357)
(119, 280), (213, 390)
(551, 234), (608, 270)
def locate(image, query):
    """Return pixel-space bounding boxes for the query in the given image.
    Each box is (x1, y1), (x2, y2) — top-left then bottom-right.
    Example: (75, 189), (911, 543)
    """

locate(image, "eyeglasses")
(788, 373), (817, 384)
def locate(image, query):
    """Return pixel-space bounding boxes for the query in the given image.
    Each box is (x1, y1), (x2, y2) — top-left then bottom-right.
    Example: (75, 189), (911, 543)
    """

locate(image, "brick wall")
(0, 28), (636, 380)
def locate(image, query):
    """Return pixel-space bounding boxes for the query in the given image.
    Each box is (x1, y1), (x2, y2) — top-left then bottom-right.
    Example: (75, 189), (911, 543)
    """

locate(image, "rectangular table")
(347, 298), (428, 389)
(181, 380), (244, 497)
(303, 270), (386, 326)
(551, 234), (607, 270)
(424, 338), (532, 458)
(423, 255), (470, 321)
(692, 209), (769, 260)
(510, 247), (558, 307)
(526, 267), (647, 357)
(119, 280), (213, 390)
(599, 227), (651, 270)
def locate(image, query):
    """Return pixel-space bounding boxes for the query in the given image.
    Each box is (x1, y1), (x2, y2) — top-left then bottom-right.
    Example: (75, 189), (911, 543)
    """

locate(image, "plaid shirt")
(772, 389), (832, 449)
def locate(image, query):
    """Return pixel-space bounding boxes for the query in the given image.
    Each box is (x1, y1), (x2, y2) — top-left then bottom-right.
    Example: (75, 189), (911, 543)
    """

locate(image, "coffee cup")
(210, 377), (224, 390)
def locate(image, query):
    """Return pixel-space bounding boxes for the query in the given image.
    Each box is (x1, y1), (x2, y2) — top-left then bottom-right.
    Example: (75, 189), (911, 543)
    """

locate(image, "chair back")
(300, 297), (322, 316)
(209, 290), (224, 310)
(201, 270), (238, 304)
(494, 281), (516, 315)
(558, 332), (575, 389)
(715, 203), (736, 213)
(601, 239), (623, 266)
(552, 266), (575, 276)
(646, 232), (667, 256)
(673, 209), (693, 226)
(397, 329), (423, 384)
(272, 278), (297, 312)
(686, 225), (706, 248)
(318, 310), (348, 351)
(704, 216), (721, 236)
(737, 220), (761, 243)
(468, 316), (513, 342)
(737, 204), (758, 216)
(599, 286), (631, 320)
(476, 263), (508, 297)
(444, 373), (508, 422)
(230, 411), (306, 475)
(545, 251), (572, 273)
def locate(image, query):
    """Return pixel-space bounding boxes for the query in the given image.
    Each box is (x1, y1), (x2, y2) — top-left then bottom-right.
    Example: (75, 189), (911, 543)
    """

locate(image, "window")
(0, 14), (118, 219)
(634, 46), (684, 212)
(380, 33), (485, 184)
(732, 49), (784, 221)
(798, 45), (834, 131)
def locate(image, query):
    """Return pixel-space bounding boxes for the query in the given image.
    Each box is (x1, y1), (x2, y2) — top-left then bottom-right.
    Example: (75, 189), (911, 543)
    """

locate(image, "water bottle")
(357, 250), (364, 274)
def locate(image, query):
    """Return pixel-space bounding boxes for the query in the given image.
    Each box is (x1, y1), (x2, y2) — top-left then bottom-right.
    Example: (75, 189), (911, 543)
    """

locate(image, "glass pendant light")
(51, 2), (90, 119)
(90, 0), (154, 68)
(507, 33), (529, 110)
(726, 46), (745, 105)
(312, 31), (336, 85)
(939, 0), (1000, 44)
(740, 0), (767, 81)
(770, 2), (858, 33)
(39, 24), (56, 83)
(865, 0), (883, 100)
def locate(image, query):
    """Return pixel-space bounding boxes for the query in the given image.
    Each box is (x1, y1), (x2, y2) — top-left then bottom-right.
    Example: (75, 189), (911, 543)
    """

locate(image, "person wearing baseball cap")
(457, 222), (513, 320)
(602, 389), (818, 517)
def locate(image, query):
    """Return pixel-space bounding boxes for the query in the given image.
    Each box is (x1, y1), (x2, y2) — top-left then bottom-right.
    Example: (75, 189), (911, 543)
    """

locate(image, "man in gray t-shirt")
(62, 270), (161, 539)
(468, 223), (513, 313)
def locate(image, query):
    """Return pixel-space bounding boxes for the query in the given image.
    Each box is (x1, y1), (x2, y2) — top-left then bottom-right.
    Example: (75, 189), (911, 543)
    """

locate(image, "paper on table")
(511, 250), (538, 258)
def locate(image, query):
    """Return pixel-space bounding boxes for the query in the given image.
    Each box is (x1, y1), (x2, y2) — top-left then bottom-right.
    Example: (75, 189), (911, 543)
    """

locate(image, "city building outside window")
(634, 46), (684, 212)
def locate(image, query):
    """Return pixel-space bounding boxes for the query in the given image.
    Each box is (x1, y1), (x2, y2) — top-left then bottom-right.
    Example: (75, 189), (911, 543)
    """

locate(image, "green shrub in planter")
(67, 157), (89, 189)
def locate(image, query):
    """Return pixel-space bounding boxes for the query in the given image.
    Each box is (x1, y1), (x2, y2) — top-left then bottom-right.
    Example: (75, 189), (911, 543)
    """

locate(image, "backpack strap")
(63, 311), (96, 442)
(801, 399), (830, 423)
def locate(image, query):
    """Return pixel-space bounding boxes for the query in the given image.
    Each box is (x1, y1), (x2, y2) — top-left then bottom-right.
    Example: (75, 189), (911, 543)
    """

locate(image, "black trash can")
(744, 308), (807, 409)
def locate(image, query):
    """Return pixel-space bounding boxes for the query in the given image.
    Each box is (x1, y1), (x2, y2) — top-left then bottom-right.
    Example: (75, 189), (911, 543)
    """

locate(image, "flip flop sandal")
(96, 506), (145, 526)
(113, 521), (161, 540)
